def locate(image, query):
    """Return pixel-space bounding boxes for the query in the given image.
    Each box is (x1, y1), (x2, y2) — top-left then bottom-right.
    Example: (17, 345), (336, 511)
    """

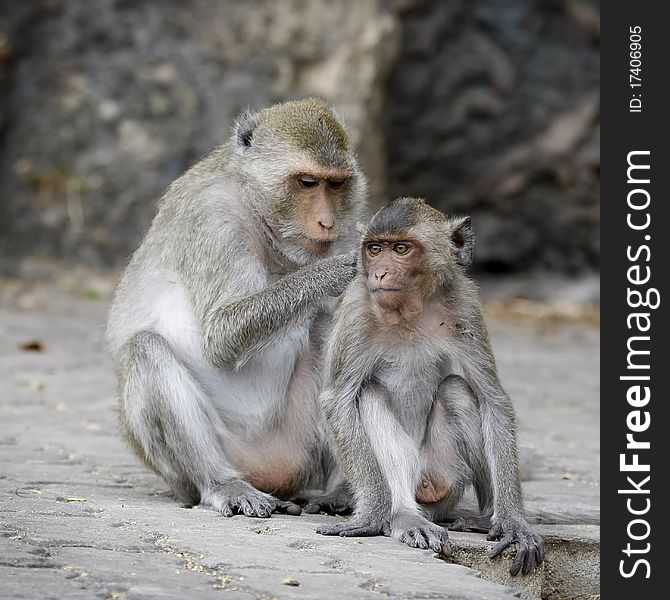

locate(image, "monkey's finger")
(522, 545), (537, 576)
(254, 503), (271, 518)
(426, 530), (450, 556)
(535, 539), (546, 564)
(410, 529), (429, 549)
(315, 526), (339, 536)
(275, 500), (302, 516)
(488, 532), (514, 558)
(510, 543), (528, 576)
(239, 498), (255, 517)
(220, 501), (234, 518)
(439, 530), (453, 557)
(345, 249), (359, 266)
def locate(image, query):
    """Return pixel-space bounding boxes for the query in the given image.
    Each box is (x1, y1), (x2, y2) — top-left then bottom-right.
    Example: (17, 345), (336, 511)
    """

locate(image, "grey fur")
(106, 98), (366, 517)
(317, 198), (544, 576)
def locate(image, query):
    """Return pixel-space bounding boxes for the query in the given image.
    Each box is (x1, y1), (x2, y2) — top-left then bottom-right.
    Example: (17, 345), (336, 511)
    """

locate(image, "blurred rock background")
(0, 0), (599, 281)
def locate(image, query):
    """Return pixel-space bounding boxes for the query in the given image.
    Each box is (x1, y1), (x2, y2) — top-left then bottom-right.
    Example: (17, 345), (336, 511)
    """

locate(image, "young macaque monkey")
(317, 197), (544, 576)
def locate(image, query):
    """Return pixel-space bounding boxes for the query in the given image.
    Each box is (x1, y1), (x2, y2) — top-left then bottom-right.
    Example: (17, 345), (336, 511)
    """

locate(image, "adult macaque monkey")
(107, 98), (366, 518)
(317, 197), (544, 576)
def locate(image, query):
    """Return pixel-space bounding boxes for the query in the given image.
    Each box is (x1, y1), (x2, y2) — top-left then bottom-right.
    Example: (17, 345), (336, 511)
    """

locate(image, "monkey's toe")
(515, 533), (544, 576)
(396, 519), (451, 557)
(220, 500), (234, 517)
(487, 519), (545, 576)
(404, 528), (429, 549)
(301, 488), (353, 515)
(315, 524), (342, 536)
(204, 480), (293, 518)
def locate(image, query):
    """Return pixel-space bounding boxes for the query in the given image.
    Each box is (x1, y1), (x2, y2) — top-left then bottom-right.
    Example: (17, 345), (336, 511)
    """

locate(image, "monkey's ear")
(447, 216), (474, 267)
(234, 110), (258, 151)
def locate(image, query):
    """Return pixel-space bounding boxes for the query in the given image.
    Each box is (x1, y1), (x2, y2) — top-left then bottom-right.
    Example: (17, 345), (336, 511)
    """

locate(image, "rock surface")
(384, 0), (600, 273)
(0, 0), (599, 274)
(0, 280), (599, 599)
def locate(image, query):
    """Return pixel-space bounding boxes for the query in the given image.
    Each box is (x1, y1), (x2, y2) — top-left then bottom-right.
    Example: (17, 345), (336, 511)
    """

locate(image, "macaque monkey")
(106, 98), (366, 518)
(317, 197), (544, 576)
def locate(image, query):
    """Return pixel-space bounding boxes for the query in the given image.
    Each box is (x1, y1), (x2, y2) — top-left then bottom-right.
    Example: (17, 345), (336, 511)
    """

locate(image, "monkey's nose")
(318, 220), (334, 230)
(375, 272), (388, 281)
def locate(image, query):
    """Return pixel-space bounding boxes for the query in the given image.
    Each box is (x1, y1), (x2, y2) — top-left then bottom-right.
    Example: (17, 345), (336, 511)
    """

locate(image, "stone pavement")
(0, 280), (599, 599)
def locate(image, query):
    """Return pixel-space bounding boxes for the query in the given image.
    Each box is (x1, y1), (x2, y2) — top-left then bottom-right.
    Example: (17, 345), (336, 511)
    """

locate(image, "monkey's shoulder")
(404, 300), (477, 344)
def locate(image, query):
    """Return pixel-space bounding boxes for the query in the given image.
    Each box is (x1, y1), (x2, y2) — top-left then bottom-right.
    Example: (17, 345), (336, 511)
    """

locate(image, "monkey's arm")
(202, 252), (356, 368)
(459, 332), (545, 576)
(316, 313), (392, 536)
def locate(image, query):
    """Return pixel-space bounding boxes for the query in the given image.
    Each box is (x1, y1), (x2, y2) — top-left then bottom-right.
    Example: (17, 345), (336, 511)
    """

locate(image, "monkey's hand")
(302, 487), (353, 515)
(487, 517), (545, 576)
(391, 512), (452, 557)
(316, 512), (390, 537)
(204, 479), (302, 518)
(317, 250), (358, 297)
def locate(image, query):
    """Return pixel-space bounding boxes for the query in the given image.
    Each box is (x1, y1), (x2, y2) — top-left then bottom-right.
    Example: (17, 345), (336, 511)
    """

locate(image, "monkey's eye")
(367, 243), (383, 256)
(328, 178), (346, 189)
(393, 243), (410, 255)
(298, 175), (319, 188)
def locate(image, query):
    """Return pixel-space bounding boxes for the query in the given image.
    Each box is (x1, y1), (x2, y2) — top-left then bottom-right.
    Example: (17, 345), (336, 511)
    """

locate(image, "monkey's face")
(363, 237), (429, 313)
(230, 98), (367, 265)
(286, 167), (352, 254)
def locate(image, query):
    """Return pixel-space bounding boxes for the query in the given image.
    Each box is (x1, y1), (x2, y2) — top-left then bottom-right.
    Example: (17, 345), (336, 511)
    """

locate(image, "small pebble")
(281, 577), (300, 587)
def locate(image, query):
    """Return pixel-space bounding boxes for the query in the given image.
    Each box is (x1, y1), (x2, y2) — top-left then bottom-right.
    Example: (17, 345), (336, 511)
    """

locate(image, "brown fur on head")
(360, 197), (474, 325)
(231, 98), (366, 264)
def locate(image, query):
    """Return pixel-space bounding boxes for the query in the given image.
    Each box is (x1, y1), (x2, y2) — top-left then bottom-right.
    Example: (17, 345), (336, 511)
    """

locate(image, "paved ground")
(0, 277), (600, 599)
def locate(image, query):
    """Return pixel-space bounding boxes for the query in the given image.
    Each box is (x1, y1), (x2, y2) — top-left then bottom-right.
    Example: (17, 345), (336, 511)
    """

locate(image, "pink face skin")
(289, 169), (350, 254)
(364, 237), (429, 325)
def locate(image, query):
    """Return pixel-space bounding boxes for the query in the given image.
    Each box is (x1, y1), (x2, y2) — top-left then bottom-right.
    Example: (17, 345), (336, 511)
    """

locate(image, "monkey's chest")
(374, 352), (448, 440)
(210, 323), (312, 422)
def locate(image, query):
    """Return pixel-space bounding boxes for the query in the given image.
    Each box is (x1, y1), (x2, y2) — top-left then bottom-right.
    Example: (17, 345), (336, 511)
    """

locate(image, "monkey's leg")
(419, 375), (493, 531)
(121, 331), (298, 517)
(455, 362), (545, 575)
(357, 387), (452, 556)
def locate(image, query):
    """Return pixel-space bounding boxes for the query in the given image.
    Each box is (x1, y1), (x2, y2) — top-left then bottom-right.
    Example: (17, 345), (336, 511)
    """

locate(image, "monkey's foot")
(487, 518), (545, 576)
(447, 516), (491, 534)
(202, 480), (302, 518)
(302, 488), (353, 515)
(391, 514), (452, 557)
(316, 516), (390, 537)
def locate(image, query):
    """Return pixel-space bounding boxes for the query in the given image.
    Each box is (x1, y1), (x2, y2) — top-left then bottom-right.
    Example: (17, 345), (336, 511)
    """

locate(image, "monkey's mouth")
(295, 236), (333, 253)
(371, 287), (404, 293)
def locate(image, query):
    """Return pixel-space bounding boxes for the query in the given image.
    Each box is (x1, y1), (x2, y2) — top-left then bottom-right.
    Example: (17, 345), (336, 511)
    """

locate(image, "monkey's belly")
(233, 440), (309, 498)
(416, 472), (449, 504)
(244, 465), (304, 497)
